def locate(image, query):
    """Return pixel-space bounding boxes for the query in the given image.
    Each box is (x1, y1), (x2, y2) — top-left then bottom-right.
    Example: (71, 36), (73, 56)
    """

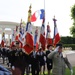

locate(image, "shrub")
(63, 44), (75, 50)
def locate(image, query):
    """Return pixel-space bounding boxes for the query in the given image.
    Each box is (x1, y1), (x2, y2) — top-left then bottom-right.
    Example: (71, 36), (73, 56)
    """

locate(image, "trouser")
(31, 66), (39, 75)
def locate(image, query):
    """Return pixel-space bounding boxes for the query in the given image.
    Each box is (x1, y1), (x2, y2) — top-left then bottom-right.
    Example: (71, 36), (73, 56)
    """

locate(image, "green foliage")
(71, 4), (75, 20)
(65, 67), (75, 75)
(59, 36), (75, 50)
(70, 4), (75, 37)
(63, 44), (75, 50)
(70, 26), (75, 37)
(60, 36), (75, 44)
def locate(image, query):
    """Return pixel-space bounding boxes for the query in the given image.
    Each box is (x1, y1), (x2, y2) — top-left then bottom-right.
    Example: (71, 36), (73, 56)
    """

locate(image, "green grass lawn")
(65, 67), (75, 75)
(47, 67), (75, 75)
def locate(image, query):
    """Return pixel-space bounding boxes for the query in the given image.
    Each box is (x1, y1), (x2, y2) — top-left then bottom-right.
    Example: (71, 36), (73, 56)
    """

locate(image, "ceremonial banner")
(31, 9), (45, 22)
(11, 29), (15, 47)
(34, 27), (39, 50)
(23, 5), (34, 54)
(46, 22), (53, 45)
(18, 19), (24, 48)
(39, 15), (46, 50)
(1, 32), (5, 47)
(23, 22), (34, 54)
(15, 26), (19, 41)
(53, 17), (60, 46)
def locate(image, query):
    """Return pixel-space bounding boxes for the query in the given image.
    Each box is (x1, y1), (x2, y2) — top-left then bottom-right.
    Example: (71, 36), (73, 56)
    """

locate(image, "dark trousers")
(31, 66), (39, 75)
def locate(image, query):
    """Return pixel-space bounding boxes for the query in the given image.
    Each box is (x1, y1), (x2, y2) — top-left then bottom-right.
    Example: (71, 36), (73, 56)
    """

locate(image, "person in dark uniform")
(30, 46), (40, 75)
(24, 52), (31, 75)
(14, 41), (31, 75)
(0, 44), (19, 75)
(37, 48), (45, 75)
(16, 48), (31, 75)
(0, 41), (23, 75)
(13, 41), (25, 75)
(0, 41), (30, 75)
(46, 44), (53, 75)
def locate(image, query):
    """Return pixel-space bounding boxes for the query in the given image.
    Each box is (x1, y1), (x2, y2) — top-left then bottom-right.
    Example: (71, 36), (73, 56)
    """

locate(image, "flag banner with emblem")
(53, 17), (60, 46)
(18, 19), (24, 48)
(15, 26), (19, 41)
(23, 5), (34, 54)
(46, 22), (53, 45)
(31, 9), (45, 22)
(23, 22), (34, 54)
(11, 29), (15, 47)
(34, 27), (39, 50)
(39, 14), (46, 50)
(1, 32), (5, 47)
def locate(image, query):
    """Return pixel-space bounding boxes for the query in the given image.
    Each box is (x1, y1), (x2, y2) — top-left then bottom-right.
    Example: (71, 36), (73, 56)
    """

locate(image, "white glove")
(12, 66), (15, 70)
(54, 46), (59, 52)
(70, 69), (73, 75)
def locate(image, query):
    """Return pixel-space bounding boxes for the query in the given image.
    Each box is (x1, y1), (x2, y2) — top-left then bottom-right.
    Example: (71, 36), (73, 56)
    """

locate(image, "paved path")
(63, 50), (75, 67)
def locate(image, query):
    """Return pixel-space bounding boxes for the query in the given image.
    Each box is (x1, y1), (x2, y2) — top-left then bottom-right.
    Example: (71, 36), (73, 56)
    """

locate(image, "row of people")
(0, 41), (53, 75)
(0, 42), (73, 75)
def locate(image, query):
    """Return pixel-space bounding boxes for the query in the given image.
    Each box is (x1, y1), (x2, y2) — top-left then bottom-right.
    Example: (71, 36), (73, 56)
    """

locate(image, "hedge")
(63, 44), (75, 50)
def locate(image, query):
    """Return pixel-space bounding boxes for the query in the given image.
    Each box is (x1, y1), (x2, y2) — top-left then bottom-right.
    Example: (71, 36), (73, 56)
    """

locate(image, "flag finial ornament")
(20, 19), (22, 25)
(21, 19), (22, 22)
(28, 4), (32, 22)
(42, 11), (45, 24)
(48, 22), (49, 25)
(54, 15), (55, 18)
(53, 16), (60, 46)
(2, 32), (5, 37)
(53, 15), (57, 22)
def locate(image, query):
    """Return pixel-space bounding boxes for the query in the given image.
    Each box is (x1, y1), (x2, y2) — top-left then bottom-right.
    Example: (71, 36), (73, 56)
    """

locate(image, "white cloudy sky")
(0, 0), (75, 37)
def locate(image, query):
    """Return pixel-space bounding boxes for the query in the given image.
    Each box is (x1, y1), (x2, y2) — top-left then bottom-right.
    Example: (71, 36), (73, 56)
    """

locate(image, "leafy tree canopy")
(70, 4), (75, 37)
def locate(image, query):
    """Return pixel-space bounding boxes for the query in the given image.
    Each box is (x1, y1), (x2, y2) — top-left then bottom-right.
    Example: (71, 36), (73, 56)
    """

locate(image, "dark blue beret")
(56, 43), (62, 47)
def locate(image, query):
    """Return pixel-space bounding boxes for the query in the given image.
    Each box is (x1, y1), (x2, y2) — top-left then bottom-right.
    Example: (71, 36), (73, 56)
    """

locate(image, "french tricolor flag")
(23, 22), (34, 54)
(31, 9), (45, 22)
(1, 32), (5, 47)
(46, 22), (53, 45)
(39, 15), (46, 50)
(18, 19), (24, 48)
(53, 17), (60, 46)
(11, 29), (15, 47)
(15, 26), (19, 41)
(34, 27), (39, 50)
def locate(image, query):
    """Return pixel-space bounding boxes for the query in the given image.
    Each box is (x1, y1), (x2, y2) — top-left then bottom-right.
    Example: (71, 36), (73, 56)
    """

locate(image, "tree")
(70, 4), (75, 37)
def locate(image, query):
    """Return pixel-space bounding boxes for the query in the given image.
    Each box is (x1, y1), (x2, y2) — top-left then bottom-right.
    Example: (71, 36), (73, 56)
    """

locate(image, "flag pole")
(44, 0), (45, 23)
(53, 16), (56, 45)
(44, 0), (45, 11)
(44, 0), (46, 37)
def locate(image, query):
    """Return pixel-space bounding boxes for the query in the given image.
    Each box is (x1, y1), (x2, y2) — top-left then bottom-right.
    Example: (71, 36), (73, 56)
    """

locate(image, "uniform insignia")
(11, 54), (12, 56)
(57, 55), (59, 57)
(15, 53), (18, 56)
(20, 52), (22, 55)
(57, 54), (59, 57)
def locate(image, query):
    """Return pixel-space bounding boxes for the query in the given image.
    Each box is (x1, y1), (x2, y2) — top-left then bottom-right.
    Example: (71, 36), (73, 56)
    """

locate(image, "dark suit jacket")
(46, 50), (53, 64)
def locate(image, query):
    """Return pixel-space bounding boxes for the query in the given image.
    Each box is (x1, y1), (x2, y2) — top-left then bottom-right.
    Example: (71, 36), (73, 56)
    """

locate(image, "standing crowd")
(0, 41), (73, 75)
